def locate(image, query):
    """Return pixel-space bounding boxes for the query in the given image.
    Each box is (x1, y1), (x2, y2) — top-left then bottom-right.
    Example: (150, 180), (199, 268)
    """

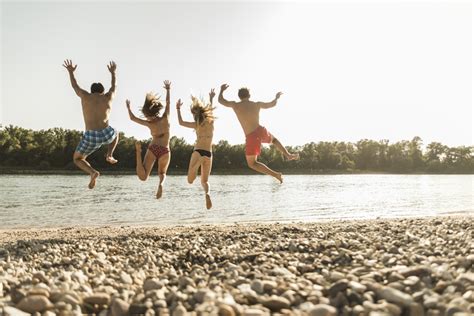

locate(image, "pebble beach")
(0, 217), (472, 315)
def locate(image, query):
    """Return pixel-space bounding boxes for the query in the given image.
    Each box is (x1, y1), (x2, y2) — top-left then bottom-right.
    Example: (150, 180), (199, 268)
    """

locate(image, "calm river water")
(0, 174), (472, 229)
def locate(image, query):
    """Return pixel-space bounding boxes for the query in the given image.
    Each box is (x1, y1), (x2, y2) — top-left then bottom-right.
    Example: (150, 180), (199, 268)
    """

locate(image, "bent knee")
(247, 160), (257, 168)
(187, 178), (194, 184)
(138, 174), (148, 181)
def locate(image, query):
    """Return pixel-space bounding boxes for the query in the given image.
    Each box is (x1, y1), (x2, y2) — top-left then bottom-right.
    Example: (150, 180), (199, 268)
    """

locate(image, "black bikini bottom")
(194, 149), (212, 158)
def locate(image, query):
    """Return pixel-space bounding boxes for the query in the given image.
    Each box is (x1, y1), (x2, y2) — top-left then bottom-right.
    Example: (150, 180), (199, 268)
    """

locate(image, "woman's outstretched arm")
(176, 99), (195, 129)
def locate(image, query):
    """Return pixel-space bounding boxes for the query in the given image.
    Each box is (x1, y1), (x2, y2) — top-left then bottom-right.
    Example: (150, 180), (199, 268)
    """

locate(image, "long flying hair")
(190, 96), (216, 125)
(141, 93), (163, 118)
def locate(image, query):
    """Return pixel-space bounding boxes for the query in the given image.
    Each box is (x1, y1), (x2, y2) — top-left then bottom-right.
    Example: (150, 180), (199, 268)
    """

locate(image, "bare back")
(232, 100), (261, 135)
(147, 115), (171, 147)
(195, 120), (214, 152)
(80, 92), (114, 131)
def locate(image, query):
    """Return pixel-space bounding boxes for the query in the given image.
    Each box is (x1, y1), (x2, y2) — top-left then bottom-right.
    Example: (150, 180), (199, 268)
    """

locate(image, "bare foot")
(106, 156), (118, 164)
(275, 172), (283, 184)
(287, 153), (300, 161)
(205, 194), (212, 210)
(156, 184), (163, 199)
(88, 171), (100, 189)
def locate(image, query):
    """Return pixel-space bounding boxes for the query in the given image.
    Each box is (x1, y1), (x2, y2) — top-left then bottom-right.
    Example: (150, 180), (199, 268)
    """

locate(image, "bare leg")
(135, 142), (156, 181)
(187, 151), (202, 184)
(106, 135), (119, 164)
(73, 152), (100, 189)
(272, 137), (299, 160)
(156, 152), (171, 199)
(200, 157), (213, 209)
(246, 155), (283, 184)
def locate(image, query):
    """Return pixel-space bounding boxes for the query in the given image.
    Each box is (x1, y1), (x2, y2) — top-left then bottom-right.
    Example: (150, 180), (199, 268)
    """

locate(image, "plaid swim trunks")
(75, 126), (117, 156)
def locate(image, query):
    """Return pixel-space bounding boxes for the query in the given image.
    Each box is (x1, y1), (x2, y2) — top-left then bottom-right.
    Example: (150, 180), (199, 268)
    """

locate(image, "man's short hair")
(90, 83), (105, 94)
(238, 87), (250, 100)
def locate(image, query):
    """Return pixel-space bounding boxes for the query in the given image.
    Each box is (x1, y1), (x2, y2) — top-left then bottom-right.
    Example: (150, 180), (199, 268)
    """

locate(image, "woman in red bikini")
(126, 80), (171, 199)
(176, 89), (216, 209)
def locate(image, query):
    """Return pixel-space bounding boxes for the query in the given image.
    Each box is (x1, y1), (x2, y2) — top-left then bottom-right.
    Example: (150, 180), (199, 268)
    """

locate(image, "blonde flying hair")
(190, 96), (216, 125)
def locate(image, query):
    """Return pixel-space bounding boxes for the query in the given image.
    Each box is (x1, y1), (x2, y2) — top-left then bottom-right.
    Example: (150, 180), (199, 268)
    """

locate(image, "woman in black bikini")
(126, 81), (171, 199)
(176, 89), (216, 209)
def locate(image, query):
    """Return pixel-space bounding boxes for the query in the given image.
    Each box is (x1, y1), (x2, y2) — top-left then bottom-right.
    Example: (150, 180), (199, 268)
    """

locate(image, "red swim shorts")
(245, 126), (273, 156)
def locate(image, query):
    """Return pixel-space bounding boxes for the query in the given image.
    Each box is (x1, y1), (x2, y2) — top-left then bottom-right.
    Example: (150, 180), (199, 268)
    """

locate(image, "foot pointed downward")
(205, 193), (213, 210)
(106, 156), (118, 164)
(276, 172), (283, 184)
(156, 184), (163, 199)
(88, 171), (100, 189)
(288, 153), (300, 161)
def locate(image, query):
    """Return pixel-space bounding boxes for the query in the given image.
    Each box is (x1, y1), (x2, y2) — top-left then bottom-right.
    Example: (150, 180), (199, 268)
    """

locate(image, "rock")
(129, 303), (147, 314)
(456, 272), (474, 284)
(243, 309), (265, 316)
(376, 286), (413, 306)
(250, 280), (264, 294)
(32, 271), (49, 284)
(218, 304), (236, 316)
(194, 289), (216, 304)
(11, 287), (26, 304)
(16, 295), (54, 313)
(120, 272), (133, 284)
(111, 298), (130, 316)
(329, 271), (345, 282)
(262, 295), (290, 311)
(84, 292), (111, 306)
(400, 266), (432, 278)
(349, 281), (366, 293)
(3, 306), (31, 316)
(172, 303), (187, 316)
(308, 304), (337, 316)
(262, 280), (277, 293)
(408, 303), (424, 316)
(328, 279), (349, 297)
(144, 278), (163, 292)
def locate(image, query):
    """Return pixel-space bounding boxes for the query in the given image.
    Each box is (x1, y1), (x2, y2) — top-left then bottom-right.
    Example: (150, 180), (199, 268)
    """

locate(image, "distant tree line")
(0, 125), (472, 174)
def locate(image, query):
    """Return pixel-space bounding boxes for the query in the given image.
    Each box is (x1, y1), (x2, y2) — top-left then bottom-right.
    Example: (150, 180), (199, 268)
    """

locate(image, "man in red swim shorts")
(218, 84), (299, 183)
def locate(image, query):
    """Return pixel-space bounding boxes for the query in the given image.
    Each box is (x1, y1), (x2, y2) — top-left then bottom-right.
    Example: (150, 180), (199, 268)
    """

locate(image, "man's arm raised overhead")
(218, 84), (237, 108)
(106, 61), (117, 96)
(163, 80), (171, 116)
(63, 59), (88, 98)
(258, 92), (283, 109)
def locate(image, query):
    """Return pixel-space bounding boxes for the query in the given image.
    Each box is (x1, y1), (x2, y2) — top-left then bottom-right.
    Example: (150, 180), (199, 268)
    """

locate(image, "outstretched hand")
(275, 92), (283, 99)
(107, 61), (117, 73)
(209, 88), (216, 99)
(176, 99), (183, 110)
(62, 59), (77, 72)
(220, 84), (229, 91)
(163, 80), (171, 90)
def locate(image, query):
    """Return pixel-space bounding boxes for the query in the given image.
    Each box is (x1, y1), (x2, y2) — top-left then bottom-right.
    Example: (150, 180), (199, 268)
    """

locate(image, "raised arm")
(209, 88), (216, 106)
(258, 92), (283, 109)
(163, 80), (171, 116)
(126, 100), (150, 126)
(62, 59), (88, 98)
(106, 61), (117, 96)
(218, 84), (236, 108)
(176, 99), (195, 129)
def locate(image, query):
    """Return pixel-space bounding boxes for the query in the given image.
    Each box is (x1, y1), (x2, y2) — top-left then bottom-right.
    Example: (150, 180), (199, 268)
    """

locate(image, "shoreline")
(1, 216), (472, 315)
(1, 168), (473, 176)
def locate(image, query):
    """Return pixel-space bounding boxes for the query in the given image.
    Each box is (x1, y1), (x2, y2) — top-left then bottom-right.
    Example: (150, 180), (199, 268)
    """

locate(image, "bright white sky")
(1, 1), (472, 146)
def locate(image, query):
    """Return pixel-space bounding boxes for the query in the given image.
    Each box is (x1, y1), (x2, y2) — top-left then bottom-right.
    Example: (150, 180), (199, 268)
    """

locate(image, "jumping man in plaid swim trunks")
(218, 84), (299, 183)
(63, 59), (119, 189)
